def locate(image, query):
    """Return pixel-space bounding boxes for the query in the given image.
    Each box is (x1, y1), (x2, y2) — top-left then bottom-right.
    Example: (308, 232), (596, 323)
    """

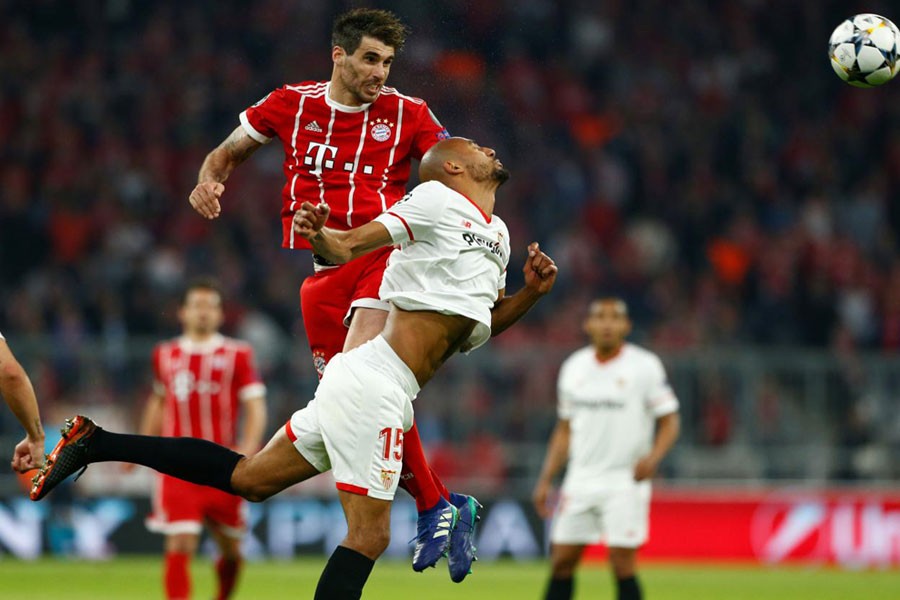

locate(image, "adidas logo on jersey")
(304, 121), (323, 133)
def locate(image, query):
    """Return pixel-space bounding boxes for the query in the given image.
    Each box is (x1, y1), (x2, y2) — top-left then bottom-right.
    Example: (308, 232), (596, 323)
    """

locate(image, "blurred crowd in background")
(2, 0), (900, 490)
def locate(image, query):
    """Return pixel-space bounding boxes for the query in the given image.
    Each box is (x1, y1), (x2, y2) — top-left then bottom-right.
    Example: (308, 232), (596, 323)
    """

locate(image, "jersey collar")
(455, 191), (492, 224)
(179, 333), (225, 353)
(594, 343), (625, 364)
(324, 82), (373, 113)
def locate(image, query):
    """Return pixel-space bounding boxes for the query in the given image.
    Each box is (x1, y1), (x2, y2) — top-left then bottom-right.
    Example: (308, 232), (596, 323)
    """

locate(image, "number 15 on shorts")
(379, 427), (404, 461)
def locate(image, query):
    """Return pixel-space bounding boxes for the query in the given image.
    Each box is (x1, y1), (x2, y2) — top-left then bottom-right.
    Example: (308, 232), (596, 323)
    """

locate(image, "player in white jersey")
(31, 137), (558, 599)
(0, 331), (45, 473)
(533, 298), (680, 600)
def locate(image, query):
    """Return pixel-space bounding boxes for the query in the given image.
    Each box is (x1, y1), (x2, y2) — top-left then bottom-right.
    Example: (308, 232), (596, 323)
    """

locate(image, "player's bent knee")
(233, 482), (274, 503)
(346, 525), (391, 559)
(229, 468), (276, 503)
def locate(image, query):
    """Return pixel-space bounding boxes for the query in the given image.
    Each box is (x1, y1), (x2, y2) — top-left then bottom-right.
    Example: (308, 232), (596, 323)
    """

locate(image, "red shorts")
(300, 246), (392, 376)
(146, 474), (246, 539)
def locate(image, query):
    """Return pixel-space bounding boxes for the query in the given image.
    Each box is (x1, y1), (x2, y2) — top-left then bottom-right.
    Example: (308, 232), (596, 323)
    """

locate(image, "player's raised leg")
(30, 416), (320, 502)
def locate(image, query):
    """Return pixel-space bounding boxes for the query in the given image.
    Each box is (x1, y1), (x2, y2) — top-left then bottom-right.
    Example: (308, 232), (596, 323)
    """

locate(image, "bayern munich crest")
(370, 118), (394, 142)
(312, 350), (327, 379)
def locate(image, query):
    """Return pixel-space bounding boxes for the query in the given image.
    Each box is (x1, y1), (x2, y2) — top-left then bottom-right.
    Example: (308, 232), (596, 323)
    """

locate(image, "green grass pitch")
(0, 557), (897, 599)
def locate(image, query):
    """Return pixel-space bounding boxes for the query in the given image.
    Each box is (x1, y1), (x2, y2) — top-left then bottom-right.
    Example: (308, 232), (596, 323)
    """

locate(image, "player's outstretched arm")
(189, 126), (263, 220)
(236, 395), (267, 457)
(0, 339), (45, 472)
(292, 201), (394, 264)
(490, 242), (558, 337)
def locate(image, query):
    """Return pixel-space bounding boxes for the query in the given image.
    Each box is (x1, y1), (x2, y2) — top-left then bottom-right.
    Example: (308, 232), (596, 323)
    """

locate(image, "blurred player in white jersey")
(533, 298), (680, 600)
(31, 137), (558, 599)
(0, 331), (45, 473)
(186, 8), (475, 575)
(131, 278), (267, 600)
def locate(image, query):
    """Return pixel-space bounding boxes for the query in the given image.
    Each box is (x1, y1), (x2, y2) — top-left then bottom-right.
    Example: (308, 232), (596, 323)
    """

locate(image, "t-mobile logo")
(302, 142), (376, 175)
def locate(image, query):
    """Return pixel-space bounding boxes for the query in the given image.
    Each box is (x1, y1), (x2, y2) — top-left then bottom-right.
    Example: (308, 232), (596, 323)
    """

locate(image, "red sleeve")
(234, 346), (265, 401)
(240, 85), (296, 143)
(410, 101), (450, 160)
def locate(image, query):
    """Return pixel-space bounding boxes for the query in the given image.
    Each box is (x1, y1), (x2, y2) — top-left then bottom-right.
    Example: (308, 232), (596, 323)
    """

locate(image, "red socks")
(164, 552), (242, 599)
(215, 557), (242, 600)
(399, 423), (450, 511)
(164, 552), (190, 600)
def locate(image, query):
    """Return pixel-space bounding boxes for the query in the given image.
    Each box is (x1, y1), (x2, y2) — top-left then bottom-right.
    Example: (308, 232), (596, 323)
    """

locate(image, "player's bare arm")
(533, 419), (571, 519)
(138, 392), (165, 436)
(1, 340), (45, 472)
(490, 241), (558, 337)
(292, 201), (394, 263)
(189, 126), (263, 220)
(236, 395), (267, 457)
(634, 412), (681, 481)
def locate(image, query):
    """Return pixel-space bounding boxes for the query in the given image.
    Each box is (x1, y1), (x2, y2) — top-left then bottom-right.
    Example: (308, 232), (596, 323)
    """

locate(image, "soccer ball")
(828, 14), (899, 88)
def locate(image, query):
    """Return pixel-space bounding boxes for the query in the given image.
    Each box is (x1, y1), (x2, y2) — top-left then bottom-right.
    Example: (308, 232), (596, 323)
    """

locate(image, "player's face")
(584, 300), (631, 351)
(460, 139), (510, 186)
(179, 289), (224, 337)
(335, 36), (395, 105)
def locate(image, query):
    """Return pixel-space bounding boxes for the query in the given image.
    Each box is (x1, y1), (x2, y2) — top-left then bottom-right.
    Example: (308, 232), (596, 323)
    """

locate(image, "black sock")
(314, 546), (375, 600)
(545, 576), (573, 600)
(88, 429), (242, 494)
(617, 575), (642, 600)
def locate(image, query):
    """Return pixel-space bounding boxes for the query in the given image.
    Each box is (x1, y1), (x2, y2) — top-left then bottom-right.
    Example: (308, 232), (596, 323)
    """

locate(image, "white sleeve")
(556, 358), (575, 420)
(0, 331), (4, 340)
(497, 220), (510, 290)
(374, 181), (448, 244)
(646, 354), (679, 417)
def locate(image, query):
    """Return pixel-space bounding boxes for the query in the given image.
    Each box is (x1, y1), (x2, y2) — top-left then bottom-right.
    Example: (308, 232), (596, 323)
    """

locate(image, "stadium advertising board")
(1, 489), (898, 568)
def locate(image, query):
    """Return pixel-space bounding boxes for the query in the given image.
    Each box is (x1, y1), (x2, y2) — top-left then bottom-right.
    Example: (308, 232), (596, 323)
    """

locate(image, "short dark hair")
(331, 8), (409, 55)
(593, 297), (629, 316)
(181, 277), (224, 306)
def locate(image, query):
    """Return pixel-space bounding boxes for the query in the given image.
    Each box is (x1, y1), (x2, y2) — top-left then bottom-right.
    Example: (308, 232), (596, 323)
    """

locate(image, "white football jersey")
(558, 343), (678, 489)
(374, 180), (509, 352)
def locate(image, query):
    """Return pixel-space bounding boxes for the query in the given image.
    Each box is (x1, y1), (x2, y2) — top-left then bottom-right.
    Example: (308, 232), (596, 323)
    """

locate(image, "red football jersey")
(151, 334), (265, 447)
(240, 81), (449, 249)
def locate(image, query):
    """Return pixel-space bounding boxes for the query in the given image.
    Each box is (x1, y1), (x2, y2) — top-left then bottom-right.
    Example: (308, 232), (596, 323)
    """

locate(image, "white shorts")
(549, 480), (651, 548)
(286, 335), (418, 500)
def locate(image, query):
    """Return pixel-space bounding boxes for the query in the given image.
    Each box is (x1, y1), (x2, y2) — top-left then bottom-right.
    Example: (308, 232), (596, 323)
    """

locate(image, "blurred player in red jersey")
(0, 331), (45, 473)
(132, 278), (267, 600)
(187, 8), (475, 574)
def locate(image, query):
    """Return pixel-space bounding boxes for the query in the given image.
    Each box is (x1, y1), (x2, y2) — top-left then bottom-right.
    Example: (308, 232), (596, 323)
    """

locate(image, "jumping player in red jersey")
(187, 8), (475, 577)
(130, 278), (267, 600)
